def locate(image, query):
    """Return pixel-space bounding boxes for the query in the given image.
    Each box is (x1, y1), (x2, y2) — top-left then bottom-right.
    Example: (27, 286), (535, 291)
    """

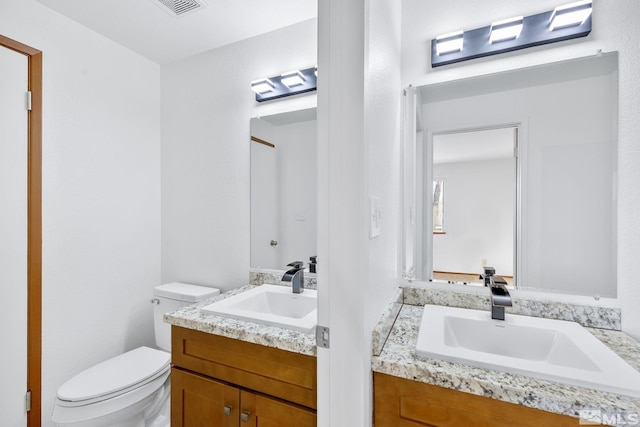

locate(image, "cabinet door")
(240, 390), (316, 427)
(172, 368), (240, 427)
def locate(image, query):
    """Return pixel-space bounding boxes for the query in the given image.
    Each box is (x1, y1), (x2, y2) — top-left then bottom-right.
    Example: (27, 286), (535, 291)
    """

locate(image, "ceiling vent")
(155, 0), (207, 16)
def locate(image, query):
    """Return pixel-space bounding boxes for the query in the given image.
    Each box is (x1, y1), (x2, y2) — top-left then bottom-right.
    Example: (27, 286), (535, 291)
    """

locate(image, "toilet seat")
(56, 346), (170, 407)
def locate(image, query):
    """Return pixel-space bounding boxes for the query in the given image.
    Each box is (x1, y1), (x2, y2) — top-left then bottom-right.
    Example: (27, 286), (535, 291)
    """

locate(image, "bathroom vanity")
(165, 285), (318, 427)
(171, 327), (316, 426)
(371, 287), (640, 427)
(167, 283), (640, 426)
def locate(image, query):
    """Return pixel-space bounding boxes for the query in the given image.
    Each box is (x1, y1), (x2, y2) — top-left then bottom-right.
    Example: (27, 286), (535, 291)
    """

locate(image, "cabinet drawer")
(172, 326), (317, 409)
(374, 372), (579, 427)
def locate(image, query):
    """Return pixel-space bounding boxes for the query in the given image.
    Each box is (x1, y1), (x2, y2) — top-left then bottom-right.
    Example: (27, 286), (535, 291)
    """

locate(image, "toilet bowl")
(52, 283), (220, 427)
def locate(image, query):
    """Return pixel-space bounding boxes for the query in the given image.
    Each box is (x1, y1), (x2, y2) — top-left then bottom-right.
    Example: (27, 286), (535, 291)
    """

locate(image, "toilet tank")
(153, 282), (220, 352)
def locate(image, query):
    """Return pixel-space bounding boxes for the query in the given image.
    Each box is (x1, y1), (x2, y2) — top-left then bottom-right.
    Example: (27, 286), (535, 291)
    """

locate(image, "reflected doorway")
(428, 126), (519, 287)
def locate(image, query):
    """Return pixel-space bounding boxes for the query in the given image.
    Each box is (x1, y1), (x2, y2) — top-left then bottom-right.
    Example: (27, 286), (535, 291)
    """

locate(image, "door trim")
(0, 34), (42, 427)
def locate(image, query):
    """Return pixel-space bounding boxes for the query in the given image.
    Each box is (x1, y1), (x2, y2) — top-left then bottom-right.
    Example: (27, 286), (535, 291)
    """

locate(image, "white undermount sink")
(200, 284), (317, 333)
(416, 305), (640, 397)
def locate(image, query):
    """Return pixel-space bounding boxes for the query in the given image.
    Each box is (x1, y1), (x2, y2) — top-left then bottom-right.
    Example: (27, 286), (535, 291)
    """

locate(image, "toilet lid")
(57, 346), (170, 404)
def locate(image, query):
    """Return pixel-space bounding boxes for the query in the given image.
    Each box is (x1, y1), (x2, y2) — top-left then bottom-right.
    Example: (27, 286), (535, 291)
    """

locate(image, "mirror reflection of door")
(250, 108), (317, 271)
(430, 127), (518, 286)
(251, 135), (279, 269)
(0, 44), (29, 426)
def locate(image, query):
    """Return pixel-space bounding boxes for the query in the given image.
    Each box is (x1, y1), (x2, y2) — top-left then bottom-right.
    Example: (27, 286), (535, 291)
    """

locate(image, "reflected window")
(433, 179), (445, 233)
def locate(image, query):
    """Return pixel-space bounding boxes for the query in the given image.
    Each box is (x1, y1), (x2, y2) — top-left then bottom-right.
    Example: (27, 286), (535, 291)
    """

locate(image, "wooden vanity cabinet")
(171, 326), (317, 427)
(374, 372), (580, 427)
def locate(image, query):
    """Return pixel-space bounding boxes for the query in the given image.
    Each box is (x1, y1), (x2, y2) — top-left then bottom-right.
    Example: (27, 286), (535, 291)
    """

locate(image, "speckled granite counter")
(372, 303), (640, 423)
(249, 267), (317, 290)
(164, 285), (316, 356)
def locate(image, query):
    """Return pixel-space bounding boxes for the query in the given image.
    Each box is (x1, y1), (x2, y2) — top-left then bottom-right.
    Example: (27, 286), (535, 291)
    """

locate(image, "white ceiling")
(35, 0), (317, 64)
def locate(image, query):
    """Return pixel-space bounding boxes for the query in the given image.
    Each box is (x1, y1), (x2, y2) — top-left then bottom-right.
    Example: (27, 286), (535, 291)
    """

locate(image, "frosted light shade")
(281, 70), (305, 88)
(436, 31), (464, 55)
(490, 16), (524, 43)
(251, 78), (275, 94)
(550, 1), (592, 31)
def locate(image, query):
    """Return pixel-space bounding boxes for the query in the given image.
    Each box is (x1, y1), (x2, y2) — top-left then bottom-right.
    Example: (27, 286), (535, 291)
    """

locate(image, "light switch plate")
(370, 196), (381, 238)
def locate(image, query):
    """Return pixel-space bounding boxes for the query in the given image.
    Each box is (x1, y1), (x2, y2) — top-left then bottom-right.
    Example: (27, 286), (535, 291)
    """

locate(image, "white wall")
(317, 0), (402, 425)
(433, 158), (514, 277)
(363, 0), (403, 423)
(161, 19), (317, 290)
(402, 0), (640, 338)
(0, 1), (162, 424)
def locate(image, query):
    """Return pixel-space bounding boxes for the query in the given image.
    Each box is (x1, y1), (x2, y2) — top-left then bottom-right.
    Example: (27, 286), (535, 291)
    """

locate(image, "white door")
(0, 45), (29, 426)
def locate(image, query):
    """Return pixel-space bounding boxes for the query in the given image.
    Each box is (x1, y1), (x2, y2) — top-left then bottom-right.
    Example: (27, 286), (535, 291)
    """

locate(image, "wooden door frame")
(0, 34), (42, 427)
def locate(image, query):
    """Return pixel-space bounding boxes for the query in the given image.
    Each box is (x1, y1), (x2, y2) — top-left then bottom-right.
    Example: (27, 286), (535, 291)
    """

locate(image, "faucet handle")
(490, 276), (509, 287)
(482, 266), (496, 277)
(287, 261), (304, 270)
(480, 266), (496, 286)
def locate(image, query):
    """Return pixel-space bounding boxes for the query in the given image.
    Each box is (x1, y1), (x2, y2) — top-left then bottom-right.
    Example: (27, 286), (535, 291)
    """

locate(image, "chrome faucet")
(282, 261), (305, 294)
(489, 276), (512, 320)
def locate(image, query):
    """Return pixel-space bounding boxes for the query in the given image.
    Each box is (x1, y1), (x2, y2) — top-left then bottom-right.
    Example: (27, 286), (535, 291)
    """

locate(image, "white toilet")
(52, 282), (220, 427)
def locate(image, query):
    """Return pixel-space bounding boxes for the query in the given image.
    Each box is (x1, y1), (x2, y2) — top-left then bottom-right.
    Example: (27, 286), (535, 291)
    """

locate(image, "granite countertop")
(372, 304), (640, 422)
(164, 285), (317, 357)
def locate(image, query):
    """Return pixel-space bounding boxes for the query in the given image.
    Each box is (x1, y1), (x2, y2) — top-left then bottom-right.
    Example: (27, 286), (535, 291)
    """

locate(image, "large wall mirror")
(250, 108), (317, 271)
(408, 52), (618, 298)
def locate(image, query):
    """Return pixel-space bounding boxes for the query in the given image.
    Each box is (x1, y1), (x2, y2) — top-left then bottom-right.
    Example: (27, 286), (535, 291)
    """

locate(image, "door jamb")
(0, 34), (42, 427)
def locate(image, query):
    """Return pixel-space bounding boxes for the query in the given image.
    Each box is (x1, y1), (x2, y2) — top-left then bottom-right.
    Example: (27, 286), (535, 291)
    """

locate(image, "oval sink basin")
(200, 284), (317, 333)
(416, 305), (640, 397)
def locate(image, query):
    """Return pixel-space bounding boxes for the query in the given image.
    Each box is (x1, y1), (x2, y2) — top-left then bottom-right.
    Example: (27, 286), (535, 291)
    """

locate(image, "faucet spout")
(281, 261), (305, 294)
(489, 276), (512, 320)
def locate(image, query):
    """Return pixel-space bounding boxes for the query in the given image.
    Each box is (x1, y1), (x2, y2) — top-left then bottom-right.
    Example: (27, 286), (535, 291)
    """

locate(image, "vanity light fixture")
(250, 66), (317, 102)
(251, 78), (275, 95)
(435, 31), (464, 55)
(431, 1), (592, 67)
(281, 70), (305, 88)
(490, 16), (524, 44)
(550, 0), (593, 31)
